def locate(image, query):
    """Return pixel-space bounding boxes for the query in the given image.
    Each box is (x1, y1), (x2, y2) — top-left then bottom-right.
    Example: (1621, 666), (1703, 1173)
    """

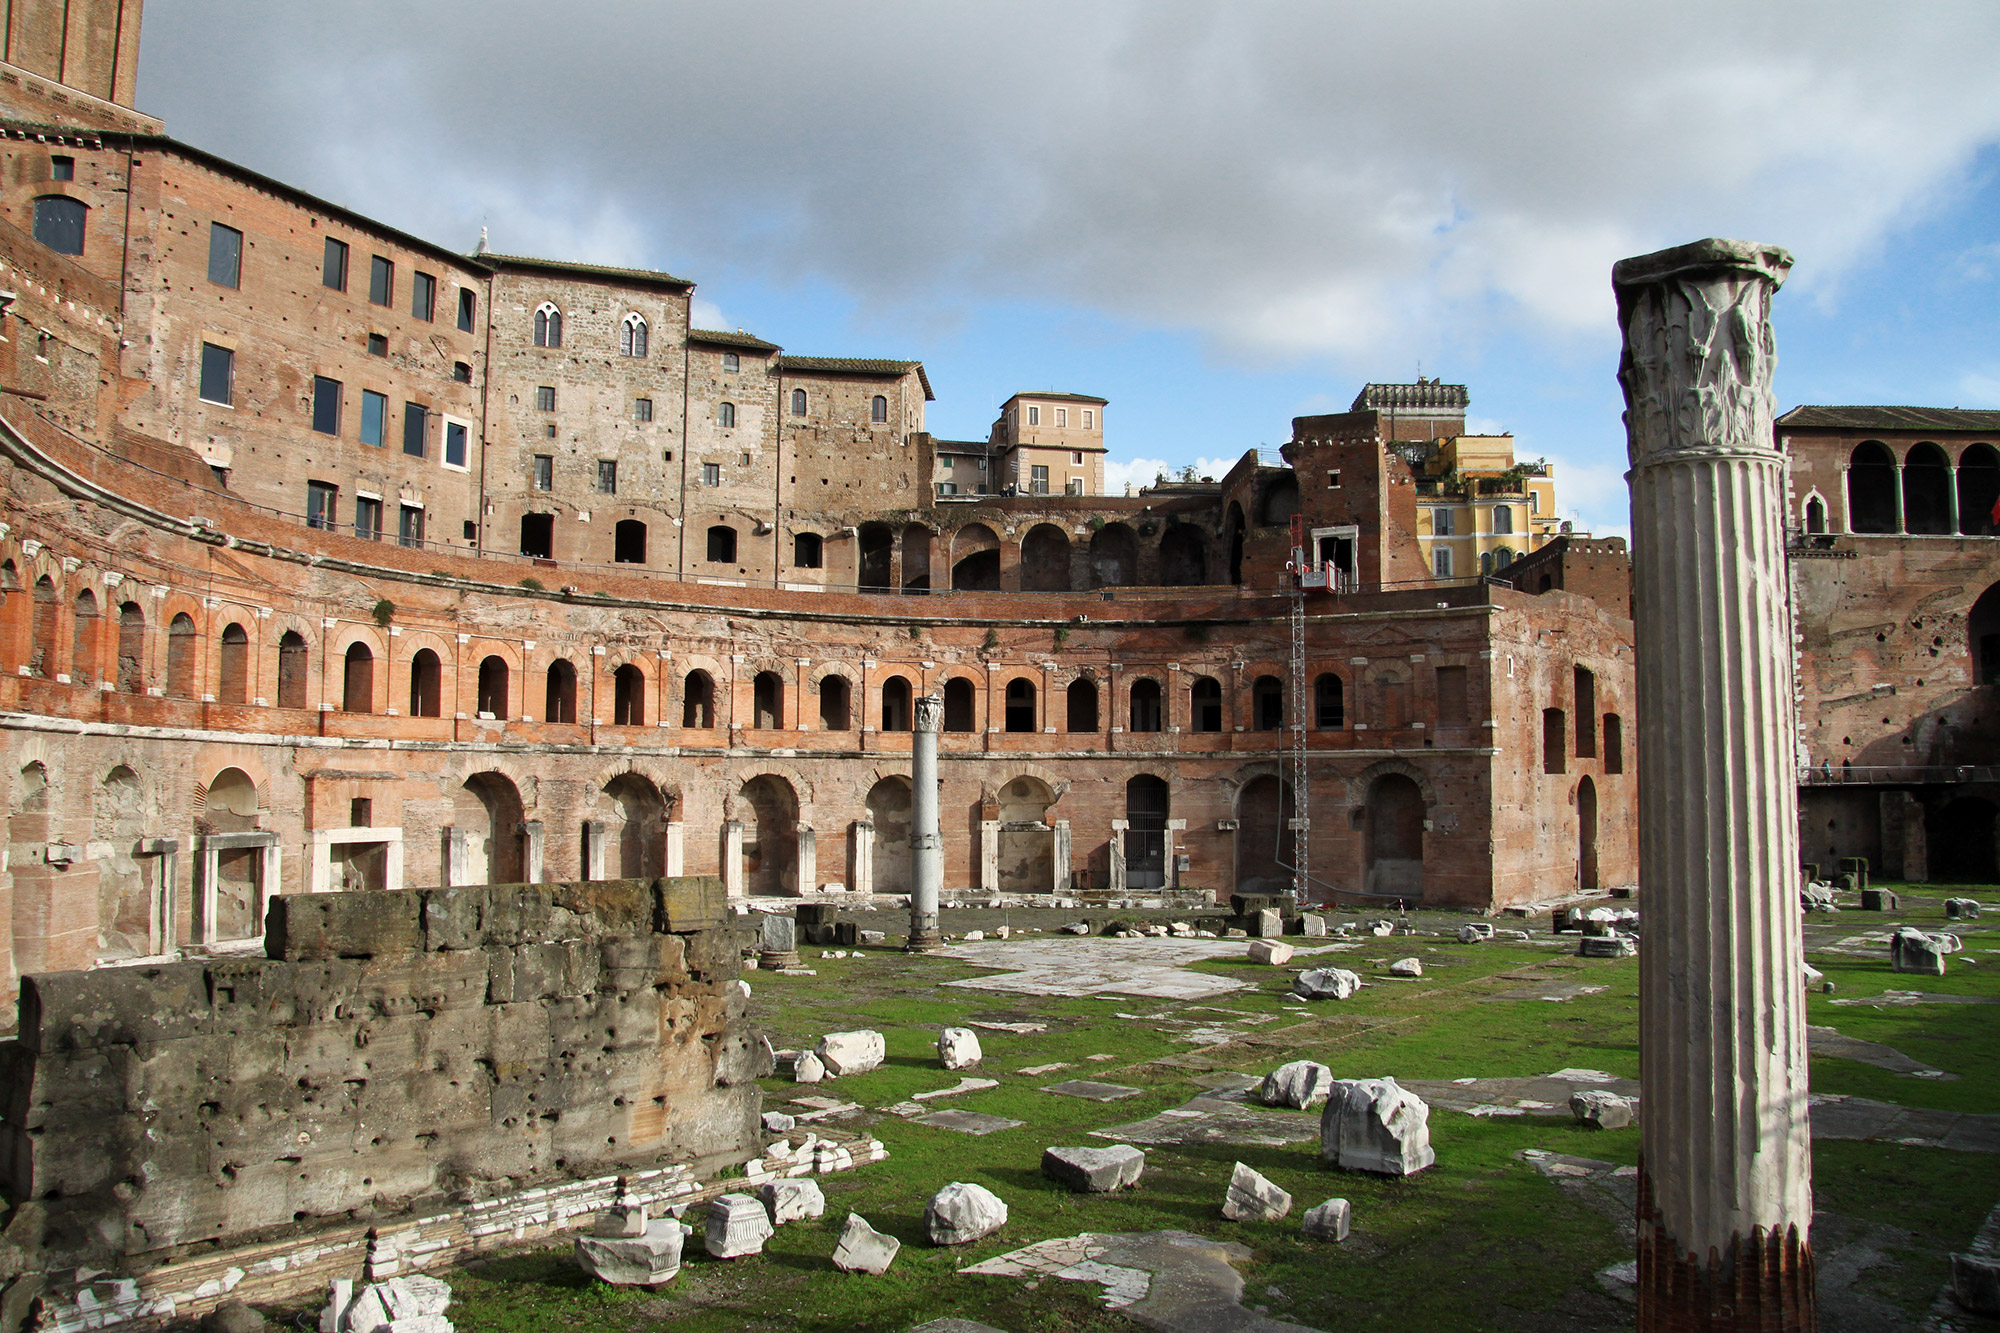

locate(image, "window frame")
(359, 389), (388, 447)
(368, 254), (394, 307)
(32, 195), (87, 256)
(535, 384), (556, 412)
(411, 270), (436, 322)
(397, 503), (425, 549)
(791, 388), (807, 416)
(597, 459), (618, 495)
(620, 312), (648, 357)
(532, 455), (554, 491)
(870, 394), (888, 424)
(402, 402), (428, 458)
(207, 221), (243, 289)
(322, 237), (349, 291)
(701, 462), (721, 487)
(634, 397), (654, 423)
(353, 494), (383, 541)
(456, 287), (475, 332)
(533, 302), (562, 348)
(305, 480), (338, 531)
(49, 155), (74, 181)
(706, 524), (738, 563)
(719, 401), (736, 428)
(442, 417), (470, 472)
(311, 375), (342, 435)
(722, 351), (740, 372)
(198, 342), (235, 406)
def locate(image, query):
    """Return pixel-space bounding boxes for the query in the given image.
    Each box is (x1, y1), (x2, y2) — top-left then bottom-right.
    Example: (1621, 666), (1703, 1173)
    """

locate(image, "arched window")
(1129, 678), (1162, 732)
(791, 388), (807, 416)
(942, 676), (975, 732)
(707, 525), (738, 563)
(340, 641), (374, 712)
(1494, 547), (1515, 569)
(614, 519), (647, 564)
(1958, 443), (2000, 535)
(217, 622), (249, 704)
(29, 576), (56, 677)
(410, 649), (442, 717)
(1804, 496), (1826, 534)
(1066, 677), (1099, 732)
(613, 663), (645, 726)
(794, 533), (823, 568)
(70, 589), (99, 685)
(881, 676), (912, 731)
(1004, 678), (1036, 732)
(167, 612), (197, 698)
(545, 659), (577, 723)
(33, 195), (86, 255)
(477, 655), (509, 718)
(1252, 675), (1284, 731)
(1574, 667), (1597, 757)
(682, 670), (715, 727)
(116, 602), (144, 693)
(1315, 673), (1344, 728)
(820, 675), (852, 730)
(277, 631), (308, 708)
(1190, 676), (1223, 732)
(1848, 442), (1897, 533)
(1905, 442), (1953, 534)
(870, 394), (888, 424)
(719, 402), (736, 428)
(620, 312), (648, 357)
(753, 671), (784, 729)
(533, 302), (563, 348)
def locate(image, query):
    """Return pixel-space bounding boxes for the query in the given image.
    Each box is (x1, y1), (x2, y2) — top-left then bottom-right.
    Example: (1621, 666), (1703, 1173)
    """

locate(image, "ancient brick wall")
(0, 875), (762, 1280)
(1, 0), (143, 111)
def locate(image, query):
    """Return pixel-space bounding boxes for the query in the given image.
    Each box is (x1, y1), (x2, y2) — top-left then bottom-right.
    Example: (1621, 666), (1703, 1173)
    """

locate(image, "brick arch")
(726, 765), (815, 824)
(447, 756), (542, 812)
(1346, 758), (1438, 809)
(585, 759), (681, 814)
(463, 638), (524, 671)
(327, 624), (387, 659)
(190, 748), (276, 817)
(980, 763), (1070, 807)
(810, 661), (859, 692)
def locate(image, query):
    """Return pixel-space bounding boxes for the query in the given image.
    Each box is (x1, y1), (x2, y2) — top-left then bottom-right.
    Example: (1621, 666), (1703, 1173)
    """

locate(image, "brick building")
(0, 1), (1636, 1012)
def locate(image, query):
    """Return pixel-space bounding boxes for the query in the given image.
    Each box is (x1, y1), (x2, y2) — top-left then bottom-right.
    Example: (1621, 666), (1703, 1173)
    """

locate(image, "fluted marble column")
(906, 692), (944, 952)
(1615, 238), (1814, 1332)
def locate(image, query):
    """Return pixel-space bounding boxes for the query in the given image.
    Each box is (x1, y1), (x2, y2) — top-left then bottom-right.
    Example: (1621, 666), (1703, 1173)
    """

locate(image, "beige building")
(1412, 435), (1563, 578)
(987, 392), (1107, 496)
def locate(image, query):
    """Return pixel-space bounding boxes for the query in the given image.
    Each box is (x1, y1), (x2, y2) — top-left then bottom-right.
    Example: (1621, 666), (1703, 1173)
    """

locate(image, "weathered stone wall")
(0, 875), (762, 1280)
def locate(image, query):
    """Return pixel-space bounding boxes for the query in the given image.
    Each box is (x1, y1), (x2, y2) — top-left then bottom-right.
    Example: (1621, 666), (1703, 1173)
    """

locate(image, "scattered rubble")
(320, 1277), (454, 1333)
(832, 1213), (902, 1275)
(1301, 1198), (1351, 1242)
(1458, 923), (1495, 943)
(794, 1051), (828, 1083)
(1221, 1161), (1292, 1222)
(1945, 897), (1983, 921)
(1041, 1144), (1147, 1192)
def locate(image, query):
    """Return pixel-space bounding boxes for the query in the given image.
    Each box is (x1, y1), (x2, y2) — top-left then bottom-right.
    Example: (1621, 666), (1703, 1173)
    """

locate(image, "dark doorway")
(1904, 442), (1953, 535)
(859, 522), (894, 591)
(1364, 773), (1425, 899)
(614, 519), (647, 564)
(1927, 796), (1998, 882)
(1234, 774), (1294, 894)
(1959, 443), (2000, 536)
(545, 659), (577, 723)
(1577, 776), (1599, 893)
(1160, 525), (1207, 585)
(1125, 775), (1169, 889)
(1847, 443), (1896, 533)
(821, 675), (853, 730)
(943, 677), (976, 731)
(1022, 524), (1072, 591)
(1066, 677), (1098, 732)
(1004, 678), (1036, 732)
(521, 513), (554, 559)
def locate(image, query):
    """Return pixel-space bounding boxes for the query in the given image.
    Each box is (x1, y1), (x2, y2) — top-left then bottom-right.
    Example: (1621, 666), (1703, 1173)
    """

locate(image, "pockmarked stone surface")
(816, 1029), (887, 1076)
(1042, 1080), (1145, 1102)
(1221, 1161), (1292, 1222)
(913, 1110), (1026, 1136)
(1292, 967), (1362, 1000)
(1301, 1198), (1351, 1241)
(1570, 1089), (1636, 1130)
(704, 1193), (776, 1259)
(760, 1178), (826, 1225)
(939, 1027), (984, 1070)
(1041, 1144), (1146, 1192)
(832, 1213), (903, 1275)
(575, 1217), (692, 1286)
(1260, 1061), (1336, 1110)
(926, 1181), (1010, 1245)
(1319, 1077), (1436, 1175)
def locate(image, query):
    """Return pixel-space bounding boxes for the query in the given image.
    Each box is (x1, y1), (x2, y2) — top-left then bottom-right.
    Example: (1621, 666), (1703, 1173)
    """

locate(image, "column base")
(758, 950), (801, 970)
(1637, 1163), (1816, 1332)
(904, 929), (946, 954)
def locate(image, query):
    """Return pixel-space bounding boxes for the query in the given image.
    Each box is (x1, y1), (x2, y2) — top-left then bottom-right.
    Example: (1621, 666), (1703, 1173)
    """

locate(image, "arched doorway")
(1960, 443), (2000, 536)
(1234, 774), (1294, 894)
(902, 523), (933, 592)
(477, 656), (509, 718)
(1927, 795), (1998, 882)
(1125, 775), (1169, 889)
(739, 775), (799, 896)
(996, 776), (1055, 894)
(858, 521), (895, 591)
(1160, 525), (1207, 585)
(1089, 523), (1137, 587)
(456, 772), (525, 885)
(601, 773), (666, 879)
(1364, 773), (1425, 900)
(1847, 442), (1896, 533)
(205, 768), (264, 939)
(1022, 524), (1072, 591)
(94, 765), (156, 962)
(942, 677), (976, 731)
(1577, 776), (1599, 894)
(1904, 442), (1953, 534)
(951, 524), (1001, 591)
(866, 777), (912, 893)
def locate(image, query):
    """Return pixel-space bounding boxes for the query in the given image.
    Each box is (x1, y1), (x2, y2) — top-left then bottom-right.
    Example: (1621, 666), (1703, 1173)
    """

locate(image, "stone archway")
(1234, 773), (1294, 894)
(739, 775), (800, 896)
(456, 772), (526, 885)
(94, 765), (156, 962)
(1577, 776), (1599, 894)
(996, 776), (1055, 894)
(866, 776), (913, 894)
(1364, 772), (1425, 900)
(600, 773), (667, 879)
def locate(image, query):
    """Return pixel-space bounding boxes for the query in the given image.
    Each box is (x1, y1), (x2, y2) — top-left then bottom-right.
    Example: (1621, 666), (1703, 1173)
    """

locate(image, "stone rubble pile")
(319, 1277), (453, 1333)
(1458, 923), (1495, 943)
(1945, 897), (1983, 920)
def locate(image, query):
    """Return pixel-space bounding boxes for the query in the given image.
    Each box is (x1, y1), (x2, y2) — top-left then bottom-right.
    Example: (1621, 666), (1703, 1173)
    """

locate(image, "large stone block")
(1259, 1060), (1335, 1109)
(704, 1193), (774, 1259)
(576, 1217), (691, 1286)
(266, 891), (422, 962)
(1221, 1161), (1291, 1221)
(657, 876), (727, 933)
(1292, 967), (1361, 1000)
(759, 1177), (826, 1224)
(925, 1181), (1007, 1245)
(816, 1030), (886, 1076)
(1319, 1077), (1435, 1176)
(17, 961), (217, 1053)
(1040, 1145), (1144, 1192)
(1892, 927), (1946, 976)
(831, 1212), (900, 1274)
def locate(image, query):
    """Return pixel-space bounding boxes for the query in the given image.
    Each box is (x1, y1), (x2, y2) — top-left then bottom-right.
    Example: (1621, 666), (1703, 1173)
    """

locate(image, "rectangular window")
(198, 342), (234, 405)
(938, 481), (958, 495)
(1434, 508), (1454, 537)
(367, 333), (388, 357)
(1066, 477), (1084, 496)
(305, 480), (337, 530)
(1071, 451), (1083, 465)
(207, 222), (242, 288)
(398, 504), (424, 548)
(354, 495), (382, 541)
(444, 420), (468, 469)
(533, 455), (553, 491)
(535, 385), (556, 411)
(723, 352), (740, 372)
(702, 462), (720, 487)
(50, 155), (73, 181)
(311, 376), (341, 434)
(1055, 407), (1067, 427)
(1436, 666), (1468, 727)
(1030, 464), (1049, 495)
(1027, 405), (1040, 426)
(597, 460), (617, 494)
(411, 271), (436, 321)
(634, 397), (654, 422)
(402, 402), (428, 457)
(359, 390), (387, 447)
(368, 254), (393, 306)
(456, 287), (475, 332)
(323, 237), (348, 291)
(1083, 409), (1094, 428)
(1433, 547), (1453, 578)
(1327, 470), (1342, 489)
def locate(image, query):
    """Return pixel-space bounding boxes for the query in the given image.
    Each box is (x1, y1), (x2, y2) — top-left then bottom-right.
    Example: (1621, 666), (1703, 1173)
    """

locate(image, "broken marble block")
(1221, 1161), (1292, 1222)
(794, 1051), (828, 1083)
(1252, 908), (1284, 937)
(1578, 933), (1638, 959)
(760, 1177), (827, 1225)
(1945, 897), (1982, 920)
(859, 929), (886, 945)
(1246, 939), (1295, 966)
(1063, 921), (1093, 935)
(939, 1027), (984, 1070)
(1570, 1089), (1636, 1130)
(763, 1111), (797, 1133)
(1292, 967), (1362, 1000)
(1319, 1077), (1436, 1176)
(1458, 922), (1495, 943)
(1860, 887), (1899, 912)
(925, 1181), (1009, 1245)
(1891, 926), (1947, 976)
(705, 1193), (776, 1259)
(1301, 1197), (1351, 1241)
(1041, 1144), (1146, 1192)
(1298, 913), (1327, 936)
(1260, 1059), (1336, 1110)
(816, 1030), (887, 1076)
(1951, 1252), (2000, 1317)
(1388, 957), (1423, 977)
(832, 1213), (901, 1275)
(325, 1276), (453, 1333)
(576, 1216), (692, 1286)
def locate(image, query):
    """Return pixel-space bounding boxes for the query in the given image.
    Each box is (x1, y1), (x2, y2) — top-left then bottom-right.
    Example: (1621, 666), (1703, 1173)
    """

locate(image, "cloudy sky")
(136, 3), (2000, 537)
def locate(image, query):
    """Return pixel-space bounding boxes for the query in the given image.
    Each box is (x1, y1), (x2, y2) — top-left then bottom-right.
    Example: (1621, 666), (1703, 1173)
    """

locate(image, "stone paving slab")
(907, 1321), (1011, 1333)
(1809, 1095), (2000, 1153)
(940, 937), (1255, 999)
(1829, 990), (2000, 1007)
(1479, 980), (1609, 1002)
(1089, 1095), (1320, 1148)
(1400, 1069), (1641, 1118)
(911, 1110), (1026, 1136)
(1808, 1023), (1953, 1077)
(1042, 1080), (1145, 1102)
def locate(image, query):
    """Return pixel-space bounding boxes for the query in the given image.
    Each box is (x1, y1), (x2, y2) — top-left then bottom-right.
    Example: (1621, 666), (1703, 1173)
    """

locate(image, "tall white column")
(906, 693), (944, 951)
(1615, 238), (1814, 1332)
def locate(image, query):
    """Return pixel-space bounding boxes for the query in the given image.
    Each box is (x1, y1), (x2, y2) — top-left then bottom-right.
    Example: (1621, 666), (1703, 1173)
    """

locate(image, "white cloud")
(1539, 450), (1632, 544)
(1103, 455), (1243, 496)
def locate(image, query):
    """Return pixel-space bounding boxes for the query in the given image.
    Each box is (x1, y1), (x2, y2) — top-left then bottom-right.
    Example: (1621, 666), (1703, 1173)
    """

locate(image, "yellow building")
(988, 392), (1108, 496)
(1410, 434), (1564, 577)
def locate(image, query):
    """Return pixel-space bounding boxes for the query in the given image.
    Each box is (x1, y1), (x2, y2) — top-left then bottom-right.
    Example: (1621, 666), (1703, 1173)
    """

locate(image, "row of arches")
(856, 519), (1214, 593)
(1842, 440), (2000, 536)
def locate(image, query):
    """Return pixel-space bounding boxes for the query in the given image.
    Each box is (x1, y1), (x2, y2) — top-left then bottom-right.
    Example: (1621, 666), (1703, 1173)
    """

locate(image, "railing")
(1800, 764), (2000, 785)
